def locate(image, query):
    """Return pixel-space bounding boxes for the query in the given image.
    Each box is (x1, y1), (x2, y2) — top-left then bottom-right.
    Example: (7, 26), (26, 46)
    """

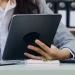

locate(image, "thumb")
(51, 45), (57, 49)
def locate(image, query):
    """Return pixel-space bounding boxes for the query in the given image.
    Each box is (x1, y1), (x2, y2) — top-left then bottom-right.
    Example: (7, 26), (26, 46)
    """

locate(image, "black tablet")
(2, 14), (61, 60)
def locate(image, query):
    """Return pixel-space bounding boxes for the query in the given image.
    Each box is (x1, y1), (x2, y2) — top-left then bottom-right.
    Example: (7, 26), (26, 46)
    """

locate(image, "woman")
(0, 0), (75, 60)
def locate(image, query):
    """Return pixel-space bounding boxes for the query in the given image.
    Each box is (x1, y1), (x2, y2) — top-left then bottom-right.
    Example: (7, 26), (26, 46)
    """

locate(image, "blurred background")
(46, 0), (75, 35)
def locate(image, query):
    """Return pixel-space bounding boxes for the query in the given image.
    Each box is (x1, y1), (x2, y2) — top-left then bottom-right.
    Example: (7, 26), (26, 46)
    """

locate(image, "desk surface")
(0, 63), (75, 70)
(0, 63), (75, 75)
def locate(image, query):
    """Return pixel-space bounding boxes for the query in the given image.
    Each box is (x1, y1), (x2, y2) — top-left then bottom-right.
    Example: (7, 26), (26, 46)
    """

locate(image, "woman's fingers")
(35, 40), (50, 53)
(24, 52), (58, 61)
(24, 53), (42, 60)
(24, 52), (54, 60)
(28, 45), (50, 59)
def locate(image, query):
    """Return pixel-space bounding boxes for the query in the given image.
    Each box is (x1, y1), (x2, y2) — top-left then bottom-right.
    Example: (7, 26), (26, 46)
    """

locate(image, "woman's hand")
(24, 40), (71, 60)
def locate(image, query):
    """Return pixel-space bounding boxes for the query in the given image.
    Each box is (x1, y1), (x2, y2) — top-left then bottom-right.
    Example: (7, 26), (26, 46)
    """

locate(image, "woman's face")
(10, 0), (14, 5)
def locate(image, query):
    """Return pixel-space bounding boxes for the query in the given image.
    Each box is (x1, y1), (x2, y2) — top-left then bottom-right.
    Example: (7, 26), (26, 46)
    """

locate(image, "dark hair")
(8, 0), (40, 30)
(14, 0), (40, 14)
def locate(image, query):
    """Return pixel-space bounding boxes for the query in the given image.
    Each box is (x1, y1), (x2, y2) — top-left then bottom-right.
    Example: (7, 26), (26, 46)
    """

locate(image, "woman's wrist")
(59, 49), (71, 60)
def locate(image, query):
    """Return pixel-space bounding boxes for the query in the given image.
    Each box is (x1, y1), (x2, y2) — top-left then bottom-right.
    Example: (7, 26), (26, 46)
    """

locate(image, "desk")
(0, 63), (75, 75)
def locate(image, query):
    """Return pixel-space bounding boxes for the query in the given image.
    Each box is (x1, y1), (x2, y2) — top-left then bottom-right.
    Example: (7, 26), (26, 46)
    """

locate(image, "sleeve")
(0, 48), (1, 60)
(0, 31), (1, 60)
(40, 0), (75, 58)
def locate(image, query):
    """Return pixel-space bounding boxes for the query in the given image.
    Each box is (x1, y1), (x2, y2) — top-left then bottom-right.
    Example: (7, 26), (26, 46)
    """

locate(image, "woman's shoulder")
(39, 0), (47, 8)
(39, 0), (53, 14)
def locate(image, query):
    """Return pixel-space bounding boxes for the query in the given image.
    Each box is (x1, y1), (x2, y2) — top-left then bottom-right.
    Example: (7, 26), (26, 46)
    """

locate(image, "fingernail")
(24, 53), (26, 55)
(35, 39), (39, 43)
(27, 45), (31, 48)
(51, 45), (55, 48)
